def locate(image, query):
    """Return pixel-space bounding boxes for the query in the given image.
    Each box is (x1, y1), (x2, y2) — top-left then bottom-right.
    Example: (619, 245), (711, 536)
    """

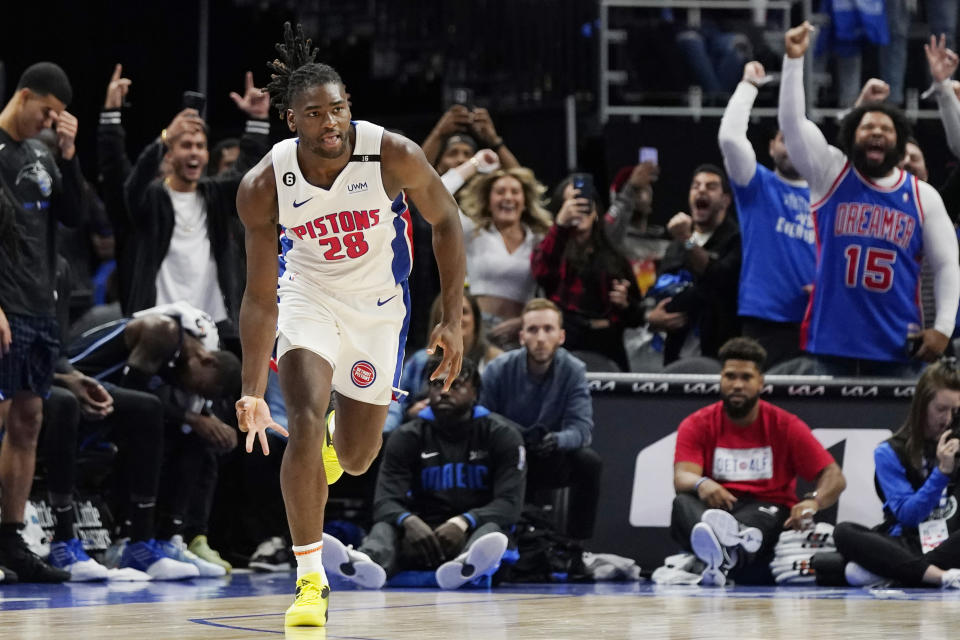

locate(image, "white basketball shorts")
(276, 273), (410, 405)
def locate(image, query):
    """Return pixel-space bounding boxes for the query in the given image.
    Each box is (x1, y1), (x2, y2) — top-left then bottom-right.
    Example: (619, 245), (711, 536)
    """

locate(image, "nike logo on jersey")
(421, 451), (440, 459)
(377, 295), (397, 306)
(292, 197), (314, 208)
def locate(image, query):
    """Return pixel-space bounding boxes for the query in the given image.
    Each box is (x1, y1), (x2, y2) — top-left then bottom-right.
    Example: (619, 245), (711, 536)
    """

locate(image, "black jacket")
(658, 214), (742, 364)
(96, 113), (270, 334)
(374, 406), (527, 531)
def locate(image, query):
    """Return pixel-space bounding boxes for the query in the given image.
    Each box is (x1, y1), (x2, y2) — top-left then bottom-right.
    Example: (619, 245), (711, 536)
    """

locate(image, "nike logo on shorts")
(292, 197), (314, 208)
(421, 451), (439, 459)
(377, 295), (397, 306)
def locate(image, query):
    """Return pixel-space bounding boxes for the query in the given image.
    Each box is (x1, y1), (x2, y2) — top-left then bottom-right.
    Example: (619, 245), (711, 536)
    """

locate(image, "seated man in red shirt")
(671, 337), (846, 585)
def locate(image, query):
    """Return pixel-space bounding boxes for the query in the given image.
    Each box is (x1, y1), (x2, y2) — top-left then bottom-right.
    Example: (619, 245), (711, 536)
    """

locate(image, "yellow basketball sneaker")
(323, 410), (343, 485)
(285, 571), (330, 627)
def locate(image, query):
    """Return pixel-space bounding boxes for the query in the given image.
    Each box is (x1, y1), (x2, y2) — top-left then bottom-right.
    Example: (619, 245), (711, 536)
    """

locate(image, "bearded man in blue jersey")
(778, 22), (960, 377)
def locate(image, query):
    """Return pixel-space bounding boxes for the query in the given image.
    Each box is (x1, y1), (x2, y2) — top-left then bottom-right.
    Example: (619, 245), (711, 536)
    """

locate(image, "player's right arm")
(718, 62), (762, 187)
(778, 22), (846, 199)
(235, 153), (288, 454)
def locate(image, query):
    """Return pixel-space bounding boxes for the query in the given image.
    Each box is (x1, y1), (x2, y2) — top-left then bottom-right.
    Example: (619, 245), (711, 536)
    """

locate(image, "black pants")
(42, 384), (163, 500)
(157, 423), (219, 540)
(741, 317), (802, 369)
(670, 493), (788, 564)
(526, 447), (602, 540)
(833, 521), (960, 586)
(360, 520), (503, 577)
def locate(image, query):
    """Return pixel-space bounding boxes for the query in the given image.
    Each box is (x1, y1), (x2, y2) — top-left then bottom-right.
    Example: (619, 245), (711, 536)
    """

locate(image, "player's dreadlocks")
(266, 22), (344, 121)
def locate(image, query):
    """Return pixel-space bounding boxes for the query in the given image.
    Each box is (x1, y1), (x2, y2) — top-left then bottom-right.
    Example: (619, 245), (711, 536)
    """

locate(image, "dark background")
(1, 1), (955, 224)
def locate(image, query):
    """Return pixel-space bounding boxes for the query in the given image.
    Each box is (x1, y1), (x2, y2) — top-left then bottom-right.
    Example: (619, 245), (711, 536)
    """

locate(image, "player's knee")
(285, 407), (328, 443)
(337, 441), (381, 475)
(6, 401), (43, 446)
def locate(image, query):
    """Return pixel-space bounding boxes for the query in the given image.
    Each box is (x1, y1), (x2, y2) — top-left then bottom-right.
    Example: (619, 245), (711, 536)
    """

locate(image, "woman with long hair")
(829, 361), (960, 588)
(530, 175), (645, 371)
(383, 293), (503, 432)
(458, 167), (552, 342)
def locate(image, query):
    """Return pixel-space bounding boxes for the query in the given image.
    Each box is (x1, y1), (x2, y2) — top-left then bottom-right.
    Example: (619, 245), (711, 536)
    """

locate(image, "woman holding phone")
(530, 174), (645, 371)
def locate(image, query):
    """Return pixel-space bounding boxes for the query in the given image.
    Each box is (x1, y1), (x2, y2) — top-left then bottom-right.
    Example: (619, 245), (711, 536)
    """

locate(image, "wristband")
(446, 516), (469, 532)
(694, 476), (710, 491)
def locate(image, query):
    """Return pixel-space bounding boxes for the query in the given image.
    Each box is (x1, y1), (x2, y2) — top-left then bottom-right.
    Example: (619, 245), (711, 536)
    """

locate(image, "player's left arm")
(917, 181), (960, 360)
(382, 132), (466, 390)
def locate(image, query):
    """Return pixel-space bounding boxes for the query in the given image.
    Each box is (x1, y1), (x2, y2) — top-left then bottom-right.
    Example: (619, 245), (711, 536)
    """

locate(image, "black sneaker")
(0, 564), (18, 584)
(249, 536), (292, 572)
(0, 534), (70, 583)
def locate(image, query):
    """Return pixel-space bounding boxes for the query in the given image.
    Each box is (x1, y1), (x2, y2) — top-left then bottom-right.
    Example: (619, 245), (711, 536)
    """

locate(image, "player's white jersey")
(273, 120), (413, 293)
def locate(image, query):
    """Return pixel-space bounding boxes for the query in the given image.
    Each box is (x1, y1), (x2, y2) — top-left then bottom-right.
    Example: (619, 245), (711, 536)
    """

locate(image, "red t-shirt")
(674, 400), (835, 507)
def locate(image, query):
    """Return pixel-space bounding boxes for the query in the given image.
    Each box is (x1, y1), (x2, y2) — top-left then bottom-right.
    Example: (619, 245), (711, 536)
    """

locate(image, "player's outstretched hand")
(427, 321), (464, 392)
(236, 395), (289, 455)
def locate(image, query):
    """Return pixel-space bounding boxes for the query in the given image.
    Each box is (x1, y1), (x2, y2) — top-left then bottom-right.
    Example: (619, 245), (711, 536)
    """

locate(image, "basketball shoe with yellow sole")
(324, 410), (343, 485)
(285, 571), (330, 627)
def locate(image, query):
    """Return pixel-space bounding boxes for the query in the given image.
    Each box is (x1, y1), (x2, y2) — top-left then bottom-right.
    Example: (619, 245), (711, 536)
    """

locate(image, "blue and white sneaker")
(120, 539), (199, 580)
(435, 532), (508, 590)
(156, 535), (226, 577)
(48, 538), (109, 582)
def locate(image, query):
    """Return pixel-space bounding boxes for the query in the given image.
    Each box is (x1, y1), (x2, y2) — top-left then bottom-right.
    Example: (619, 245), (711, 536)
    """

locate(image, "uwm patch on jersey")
(273, 120), (413, 293)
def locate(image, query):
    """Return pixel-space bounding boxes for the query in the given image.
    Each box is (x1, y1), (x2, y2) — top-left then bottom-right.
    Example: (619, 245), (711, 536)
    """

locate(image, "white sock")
(292, 540), (324, 579)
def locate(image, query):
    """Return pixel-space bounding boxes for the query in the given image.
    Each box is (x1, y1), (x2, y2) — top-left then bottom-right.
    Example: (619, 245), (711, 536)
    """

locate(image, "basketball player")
(235, 24), (465, 627)
(778, 22), (960, 377)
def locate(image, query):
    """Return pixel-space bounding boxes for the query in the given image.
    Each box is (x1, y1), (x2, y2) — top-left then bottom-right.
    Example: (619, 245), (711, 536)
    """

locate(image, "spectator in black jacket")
(96, 65), (271, 350)
(321, 356), (525, 590)
(647, 164), (742, 366)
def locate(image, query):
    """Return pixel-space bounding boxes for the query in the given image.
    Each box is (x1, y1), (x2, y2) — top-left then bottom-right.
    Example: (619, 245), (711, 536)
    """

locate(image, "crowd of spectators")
(2, 16), (960, 593)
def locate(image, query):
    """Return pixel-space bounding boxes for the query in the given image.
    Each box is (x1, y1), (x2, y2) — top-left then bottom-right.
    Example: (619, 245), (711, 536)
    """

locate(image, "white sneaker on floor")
(843, 561), (889, 587)
(691, 522), (729, 587)
(107, 567), (152, 581)
(249, 536), (292, 573)
(157, 535), (226, 577)
(940, 568), (960, 589)
(435, 532), (508, 590)
(701, 509), (762, 553)
(321, 533), (386, 589)
(48, 539), (109, 582)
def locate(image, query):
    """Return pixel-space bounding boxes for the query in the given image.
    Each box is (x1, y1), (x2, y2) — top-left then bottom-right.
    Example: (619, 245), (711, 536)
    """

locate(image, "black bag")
(498, 505), (590, 583)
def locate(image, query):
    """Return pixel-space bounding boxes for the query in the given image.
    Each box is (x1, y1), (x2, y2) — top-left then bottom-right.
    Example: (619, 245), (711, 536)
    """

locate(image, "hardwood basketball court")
(1, 572), (958, 639)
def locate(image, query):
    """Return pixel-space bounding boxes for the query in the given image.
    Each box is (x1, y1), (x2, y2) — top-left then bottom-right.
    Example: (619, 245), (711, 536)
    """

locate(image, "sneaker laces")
(68, 538), (92, 562)
(295, 577), (328, 605)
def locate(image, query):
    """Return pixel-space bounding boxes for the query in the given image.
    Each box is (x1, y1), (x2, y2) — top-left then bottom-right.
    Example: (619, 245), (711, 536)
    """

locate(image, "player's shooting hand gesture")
(427, 321), (463, 393)
(236, 396), (289, 455)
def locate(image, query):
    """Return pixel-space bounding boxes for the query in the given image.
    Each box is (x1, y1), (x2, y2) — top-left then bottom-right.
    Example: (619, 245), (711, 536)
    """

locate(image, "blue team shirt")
(802, 163), (924, 362)
(732, 165), (815, 322)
